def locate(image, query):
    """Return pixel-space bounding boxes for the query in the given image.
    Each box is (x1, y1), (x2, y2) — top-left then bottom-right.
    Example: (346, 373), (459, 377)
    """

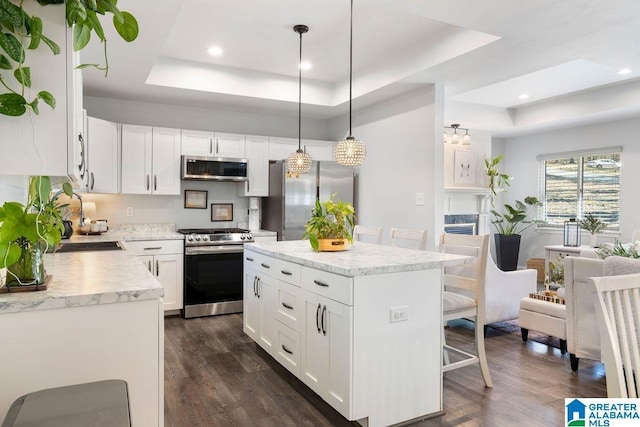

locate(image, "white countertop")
(245, 240), (471, 276)
(0, 249), (163, 315)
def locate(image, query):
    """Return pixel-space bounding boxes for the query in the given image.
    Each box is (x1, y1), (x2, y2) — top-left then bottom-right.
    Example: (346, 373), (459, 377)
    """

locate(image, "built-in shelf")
(444, 187), (492, 196)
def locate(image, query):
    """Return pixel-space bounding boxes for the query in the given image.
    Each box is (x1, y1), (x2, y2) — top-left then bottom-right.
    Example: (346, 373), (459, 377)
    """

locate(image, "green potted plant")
(578, 213), (607, 247)
(0, 176), (72, 288)
(490, 196), (544, 271)
(484, 154), (511, 197)
(303, 194), (355, 252)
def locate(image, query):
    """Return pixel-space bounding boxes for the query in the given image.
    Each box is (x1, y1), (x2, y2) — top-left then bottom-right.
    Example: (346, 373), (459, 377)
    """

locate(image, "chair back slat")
(440, 234), (488, 300)
(353, 225), (383, 244)
(390, 228), (427, 250)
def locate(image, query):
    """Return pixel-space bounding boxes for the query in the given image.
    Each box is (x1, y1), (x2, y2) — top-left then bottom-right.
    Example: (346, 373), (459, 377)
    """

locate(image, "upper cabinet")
(85, 117), (119, 193)
(181, 130), (246, 158)
(268, 137), (334, 162)
(239, 135), (269, 197)
(0, 4), (83, 181)
(121, 125), (181, 195)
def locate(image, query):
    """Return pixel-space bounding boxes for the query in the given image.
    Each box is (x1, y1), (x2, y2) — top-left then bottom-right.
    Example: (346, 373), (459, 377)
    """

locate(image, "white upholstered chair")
(590, 273), (640, 397)
(440, 233), (492, 387)
(353, 225), (383, 244)
(390, 228), (427, 251)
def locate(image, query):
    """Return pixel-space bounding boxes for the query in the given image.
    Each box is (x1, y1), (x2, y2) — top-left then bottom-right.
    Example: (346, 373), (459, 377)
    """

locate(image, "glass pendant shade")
(451, 131), (460, 144)
(335, 136), (366, 166)
(462, 130), (471, 145)
(287, 148), (312, 176)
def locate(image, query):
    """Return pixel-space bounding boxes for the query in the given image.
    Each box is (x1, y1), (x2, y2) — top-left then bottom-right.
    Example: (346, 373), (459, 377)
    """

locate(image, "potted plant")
(303, 194), (355, 252)
(484, 155), (511, 197)
(0, 176), (72, 288)
(578, 213), (607, 247)
(490, 196), (544, 271)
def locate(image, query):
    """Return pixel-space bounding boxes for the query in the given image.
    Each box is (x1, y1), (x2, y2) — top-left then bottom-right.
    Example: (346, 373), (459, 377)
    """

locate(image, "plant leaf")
(85, 10), (104, 41)
(14, 66), (31, 87)
(0, 54), (12, 69)
(0, 240), (21, 268)
(114, 11), (138, 42)
(0, 0), (28, 28)
(66, 0), (87, 26)
(0, 31), (24, 62)
(73, 23), (91, 51)
(28, 16), (43, 49)
(40, 34), (60, 55)
(29, 98), (39, 115)
(37, 91), (56, 110)
(0, 93), (26, 116)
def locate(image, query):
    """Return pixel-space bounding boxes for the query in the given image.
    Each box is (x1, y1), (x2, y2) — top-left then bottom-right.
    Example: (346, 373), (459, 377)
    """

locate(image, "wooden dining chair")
(390, 228), (427, 251)
(440, 232), (492, 388)
(590, 273), (640, 398)
(353, 225), (383, 244)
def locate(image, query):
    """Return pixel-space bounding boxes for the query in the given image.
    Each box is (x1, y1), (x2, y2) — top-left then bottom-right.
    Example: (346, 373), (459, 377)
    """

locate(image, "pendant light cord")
(348, 0), (353, 138)
(298, 28), (303, 151)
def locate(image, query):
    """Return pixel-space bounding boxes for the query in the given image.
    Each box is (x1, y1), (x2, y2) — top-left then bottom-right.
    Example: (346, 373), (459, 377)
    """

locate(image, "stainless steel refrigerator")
(263, 160), (355, 241)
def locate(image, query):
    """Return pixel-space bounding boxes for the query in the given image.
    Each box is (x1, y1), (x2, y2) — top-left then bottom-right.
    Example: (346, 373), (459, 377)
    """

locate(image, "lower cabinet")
(124, 240), (184, 312)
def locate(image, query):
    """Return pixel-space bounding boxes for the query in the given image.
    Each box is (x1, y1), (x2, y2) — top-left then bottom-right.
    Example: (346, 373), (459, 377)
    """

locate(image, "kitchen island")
(243, 240), (470, 427)
(0, 249), (164, 426)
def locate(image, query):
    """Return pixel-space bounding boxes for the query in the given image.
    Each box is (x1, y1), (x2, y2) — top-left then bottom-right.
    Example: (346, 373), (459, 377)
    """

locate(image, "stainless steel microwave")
(181, 155), (249, 181)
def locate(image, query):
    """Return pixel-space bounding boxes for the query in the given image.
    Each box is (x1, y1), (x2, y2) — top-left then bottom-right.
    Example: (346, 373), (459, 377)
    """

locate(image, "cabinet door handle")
(209, 138), (213, 154)
(154, 175), (157, 191)
(321, 305), (327, 336)
(90, 172), (95, 190)
(281, 302), (293, 310)
(156, 259), (159, 276)
(256, 277), (260, 298)
(246, 257), (254, 262)
(281, 345), (293, 355)
(78, 133), (85, 177)
(313, 279), (329, 287)
(281, 270), (292, 276)
(146, 174), (150, 191)
(144, 247), (162, 251)
(260, 263), (271, 269)
(253, 276), (257, 297)
(215, 138), (219, 155)
(147, 260), (152, 272)
(316, 303), (321, 333)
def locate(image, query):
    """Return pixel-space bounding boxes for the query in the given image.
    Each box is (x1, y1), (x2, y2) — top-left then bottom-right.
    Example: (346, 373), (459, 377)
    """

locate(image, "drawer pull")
(281, 302), (293, 310)
(280, 270), (292, 276)
(282, 345), (293, 355)
(261, 263), (271, 269)
(313, 279), (329, 287)
(246, 257), (254, 262)
(143, 247), (162, 251)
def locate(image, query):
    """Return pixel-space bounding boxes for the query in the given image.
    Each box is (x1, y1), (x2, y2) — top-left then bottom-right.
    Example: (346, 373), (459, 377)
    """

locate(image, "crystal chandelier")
(287, 24), (313, 177)
(335, 0), (366, 166)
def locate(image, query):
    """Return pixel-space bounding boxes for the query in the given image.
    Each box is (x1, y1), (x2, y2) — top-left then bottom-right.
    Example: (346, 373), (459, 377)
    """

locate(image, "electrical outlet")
(415, 193), (425, 206)
(126, 207), (134, 217)
(390, 306), (409, 323)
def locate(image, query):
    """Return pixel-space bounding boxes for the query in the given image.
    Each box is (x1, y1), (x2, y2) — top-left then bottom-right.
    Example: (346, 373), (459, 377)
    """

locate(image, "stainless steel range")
(178, 228), (253, 319)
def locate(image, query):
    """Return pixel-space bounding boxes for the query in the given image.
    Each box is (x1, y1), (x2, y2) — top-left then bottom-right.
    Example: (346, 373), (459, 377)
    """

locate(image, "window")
(538, 147), (621, 228)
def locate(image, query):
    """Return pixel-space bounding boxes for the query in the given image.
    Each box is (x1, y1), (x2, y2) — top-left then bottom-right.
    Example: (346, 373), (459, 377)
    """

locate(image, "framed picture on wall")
(211, 203), (233, 222)
(454, 150), (476, 185)
(184, 190), (208, 209)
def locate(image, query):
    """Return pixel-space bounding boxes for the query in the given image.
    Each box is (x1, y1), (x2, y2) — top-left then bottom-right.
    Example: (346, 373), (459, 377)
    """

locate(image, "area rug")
(487, 319), (561, 350)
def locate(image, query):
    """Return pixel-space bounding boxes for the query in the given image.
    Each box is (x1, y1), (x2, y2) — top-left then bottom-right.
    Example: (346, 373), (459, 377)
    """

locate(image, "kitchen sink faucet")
(53, 190), (86, 227)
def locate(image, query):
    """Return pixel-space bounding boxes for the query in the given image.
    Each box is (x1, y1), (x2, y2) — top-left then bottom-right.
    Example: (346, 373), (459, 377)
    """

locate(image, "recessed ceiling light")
(207, 46), (223, 56)
(518, 93), (530, 100)
(618, 68), (632, 75)
(300, 61), (312, 71)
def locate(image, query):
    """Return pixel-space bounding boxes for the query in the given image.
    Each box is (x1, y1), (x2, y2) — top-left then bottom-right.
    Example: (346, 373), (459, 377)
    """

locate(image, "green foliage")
(596, 241), (640, 259)
(546, 256), (564, 287)
(578, 213), (607, 235)
(0, 0), (139, 117)
(485, 155), (511, 196)
(490, 196), (545, 235)
(0, 176), (72, 268)
(303, 194), (355, 252)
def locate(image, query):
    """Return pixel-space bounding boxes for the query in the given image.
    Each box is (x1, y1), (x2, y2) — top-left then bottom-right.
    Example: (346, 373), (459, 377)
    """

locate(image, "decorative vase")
(6, 238), (46, 286)
(556, 287), (565, 298)
(590, 234), (598, 248)
(317, 238), (351, 252)
(494, 234), (521, 271)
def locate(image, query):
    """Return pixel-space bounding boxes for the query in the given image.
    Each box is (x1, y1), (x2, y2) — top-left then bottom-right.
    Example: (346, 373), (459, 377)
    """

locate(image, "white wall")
(0, 176), (28, 205)
(500, 117), (640, 265)
(328, 85), (442, 249)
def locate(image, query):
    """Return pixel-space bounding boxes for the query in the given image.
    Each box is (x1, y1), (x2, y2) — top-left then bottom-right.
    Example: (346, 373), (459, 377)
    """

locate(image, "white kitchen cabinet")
(181, 129), (213, 156)
(0, 4), (84, 182)
(215, 133), (246, 158)
(121, 125), (181, 195)
(269, 137), (334, 162)
(268, 137), (297, 161)
(243, 261), (276, 354)
(301, 290), (352, 415)
(124, 240), (184, 312)
(303, 139), (335, 161)
(239, 135), (269, 196)
(85, 117), (119, 193)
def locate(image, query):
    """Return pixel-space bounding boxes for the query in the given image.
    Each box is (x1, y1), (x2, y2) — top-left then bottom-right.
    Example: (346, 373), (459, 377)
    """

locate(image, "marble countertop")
(245, 240), (471, 276)
(0, 250), (163, 315)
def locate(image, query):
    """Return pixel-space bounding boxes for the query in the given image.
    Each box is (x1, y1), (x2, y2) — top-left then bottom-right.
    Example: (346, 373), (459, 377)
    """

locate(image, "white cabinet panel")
(181, 129), (214, 156)
(86, 117), (119, 193)
(268, 137), (298, 161)
(152, 127), (181, 195)
(303, 139), (335, 161)
(239, 135), (269, 197)
(215, 133), (246, 158)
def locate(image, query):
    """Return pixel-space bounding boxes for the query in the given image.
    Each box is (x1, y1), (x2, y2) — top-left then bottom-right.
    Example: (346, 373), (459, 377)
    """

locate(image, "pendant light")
(335, 0), (366, 166)
(287, 24), (313, 177)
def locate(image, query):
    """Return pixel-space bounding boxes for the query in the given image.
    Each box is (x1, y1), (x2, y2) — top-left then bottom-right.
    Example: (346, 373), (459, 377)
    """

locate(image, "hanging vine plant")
(0, 0), (138, 117)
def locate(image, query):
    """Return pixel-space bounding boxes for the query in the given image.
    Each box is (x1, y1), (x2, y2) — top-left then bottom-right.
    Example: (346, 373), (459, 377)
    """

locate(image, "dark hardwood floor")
(164, 315), (606, 426)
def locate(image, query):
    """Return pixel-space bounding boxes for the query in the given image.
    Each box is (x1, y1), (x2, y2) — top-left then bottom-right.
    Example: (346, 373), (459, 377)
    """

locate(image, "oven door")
(183, 245), (244, 318)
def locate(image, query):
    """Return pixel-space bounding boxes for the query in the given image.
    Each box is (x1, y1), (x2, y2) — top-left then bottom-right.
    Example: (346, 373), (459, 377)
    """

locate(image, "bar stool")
(390, 228), (427, 250)
(353, 225), (383, 244)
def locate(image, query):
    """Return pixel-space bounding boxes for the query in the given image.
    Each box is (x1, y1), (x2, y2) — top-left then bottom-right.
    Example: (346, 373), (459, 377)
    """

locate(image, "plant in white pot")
(303, 194), (355, 252)
(578, 213), (607, 248)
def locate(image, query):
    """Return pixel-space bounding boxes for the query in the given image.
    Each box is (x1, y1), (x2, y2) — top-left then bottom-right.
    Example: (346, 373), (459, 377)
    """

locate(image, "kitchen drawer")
(275, 281), (302, 332)
(123, 239), (183, 255)
(274, 322), (301, 376)
(244, 250), (301, 285)
(301, 267), (352, 306)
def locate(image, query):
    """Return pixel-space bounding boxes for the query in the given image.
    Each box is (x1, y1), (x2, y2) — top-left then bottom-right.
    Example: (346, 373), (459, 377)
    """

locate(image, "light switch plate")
(126, 207), (134, 217)
(415, 193), (425, 206)
(390, 306), (409, 323)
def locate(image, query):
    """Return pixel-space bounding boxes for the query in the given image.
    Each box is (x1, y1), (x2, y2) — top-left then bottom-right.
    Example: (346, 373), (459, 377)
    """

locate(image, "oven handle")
(185, 245), (245, 255)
